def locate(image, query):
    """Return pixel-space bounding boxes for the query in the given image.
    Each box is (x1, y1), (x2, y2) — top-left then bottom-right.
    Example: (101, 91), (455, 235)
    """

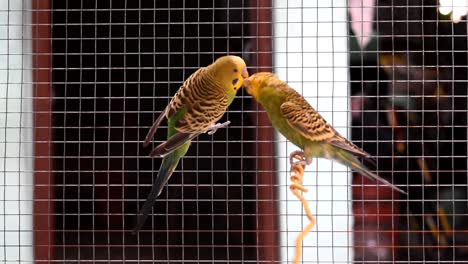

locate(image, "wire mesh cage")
(1, 0), (468, 263)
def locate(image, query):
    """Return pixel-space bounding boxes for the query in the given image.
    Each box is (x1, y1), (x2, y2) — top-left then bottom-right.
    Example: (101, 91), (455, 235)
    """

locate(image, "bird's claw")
(289, 150), (310, 168)
(207, 121), (231, 135)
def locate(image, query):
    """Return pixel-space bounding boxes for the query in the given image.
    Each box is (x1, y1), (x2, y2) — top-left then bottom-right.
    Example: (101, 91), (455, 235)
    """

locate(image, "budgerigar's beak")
(243, 77), (253, 95)
(242, 67), (249, 78)
(243, 78), (251, 87)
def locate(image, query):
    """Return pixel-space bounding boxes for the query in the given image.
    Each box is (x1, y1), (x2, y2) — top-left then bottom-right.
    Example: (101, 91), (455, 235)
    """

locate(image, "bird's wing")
(280, 101), (335, 141)
(327, 135), (375, 162)
(142, 68), (203, 148)
(143, 106), (168, 147)
(280, 100), (373, 160)
(174, 99), (228, 133)
(149, 132), (198, 157)
(167, 68), (229, 134)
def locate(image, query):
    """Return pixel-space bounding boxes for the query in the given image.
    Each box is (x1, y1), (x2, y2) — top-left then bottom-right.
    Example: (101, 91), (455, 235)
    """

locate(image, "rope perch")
(289, 153), (316, 264)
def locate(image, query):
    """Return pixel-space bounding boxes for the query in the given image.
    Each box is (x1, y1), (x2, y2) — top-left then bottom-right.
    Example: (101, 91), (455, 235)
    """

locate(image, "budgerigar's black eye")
(232, 78), (239, 85)
(233, 69), (238, 73)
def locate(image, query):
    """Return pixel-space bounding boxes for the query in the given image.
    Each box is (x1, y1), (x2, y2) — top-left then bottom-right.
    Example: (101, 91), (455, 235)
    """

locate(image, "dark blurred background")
(52, 0), (261, 261)
(350, 0), (468, 262)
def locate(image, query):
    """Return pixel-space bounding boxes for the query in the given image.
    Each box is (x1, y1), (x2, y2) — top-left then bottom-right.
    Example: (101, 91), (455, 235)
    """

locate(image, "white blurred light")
(439, 0), (468, 23)
(273, 0), (352, 263)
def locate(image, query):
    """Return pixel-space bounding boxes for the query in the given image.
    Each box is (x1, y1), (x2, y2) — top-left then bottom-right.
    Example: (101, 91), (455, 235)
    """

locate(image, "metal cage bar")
(249, 1), (279, 263)
(32, 0), (54, 261)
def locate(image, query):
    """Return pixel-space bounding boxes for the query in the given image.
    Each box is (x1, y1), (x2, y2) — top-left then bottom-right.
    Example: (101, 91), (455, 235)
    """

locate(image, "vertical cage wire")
(0, 0), (466, 263)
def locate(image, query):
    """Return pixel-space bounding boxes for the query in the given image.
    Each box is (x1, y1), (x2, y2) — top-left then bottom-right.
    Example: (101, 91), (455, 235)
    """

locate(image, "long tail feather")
(132, 154), (181, 234)
(143, 107), (168, 148)
(336, 150), (407, 195)
(328, 139), (376, 167)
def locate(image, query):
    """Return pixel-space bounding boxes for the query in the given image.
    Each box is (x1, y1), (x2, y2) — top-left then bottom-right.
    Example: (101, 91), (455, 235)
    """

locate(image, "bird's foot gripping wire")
(206, 121), (231, 135)
(289, 152), (316, 264)
(289, 150), (311, 168)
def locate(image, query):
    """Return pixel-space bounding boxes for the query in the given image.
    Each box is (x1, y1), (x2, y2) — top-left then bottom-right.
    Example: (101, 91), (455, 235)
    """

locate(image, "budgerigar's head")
(243, 72), (277, 99)
(211, 55), (249, 92)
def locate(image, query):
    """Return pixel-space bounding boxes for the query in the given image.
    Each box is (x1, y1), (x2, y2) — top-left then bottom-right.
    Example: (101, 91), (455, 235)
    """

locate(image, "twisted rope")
(289, 155), (316, 264)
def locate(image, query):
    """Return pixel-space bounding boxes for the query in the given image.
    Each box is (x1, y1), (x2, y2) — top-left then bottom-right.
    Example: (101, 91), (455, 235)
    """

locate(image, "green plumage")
(245, 72), (405, 194)
(132, 107), (191, 233)
(133, 55), (248, 233)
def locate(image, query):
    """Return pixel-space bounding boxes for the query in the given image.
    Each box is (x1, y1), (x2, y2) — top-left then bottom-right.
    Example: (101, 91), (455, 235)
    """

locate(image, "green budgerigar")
(244, 72), (405, 194)
(134, 56), (249, 233)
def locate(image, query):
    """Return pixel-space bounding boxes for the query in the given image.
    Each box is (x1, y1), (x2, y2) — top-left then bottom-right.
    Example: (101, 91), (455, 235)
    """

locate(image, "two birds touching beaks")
(132, 55), (406, 234)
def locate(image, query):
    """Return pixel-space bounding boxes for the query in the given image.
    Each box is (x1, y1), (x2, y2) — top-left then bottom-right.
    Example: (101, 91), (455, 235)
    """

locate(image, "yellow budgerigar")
(134, 56), (249, 233)
(244, 72), (405, 194)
